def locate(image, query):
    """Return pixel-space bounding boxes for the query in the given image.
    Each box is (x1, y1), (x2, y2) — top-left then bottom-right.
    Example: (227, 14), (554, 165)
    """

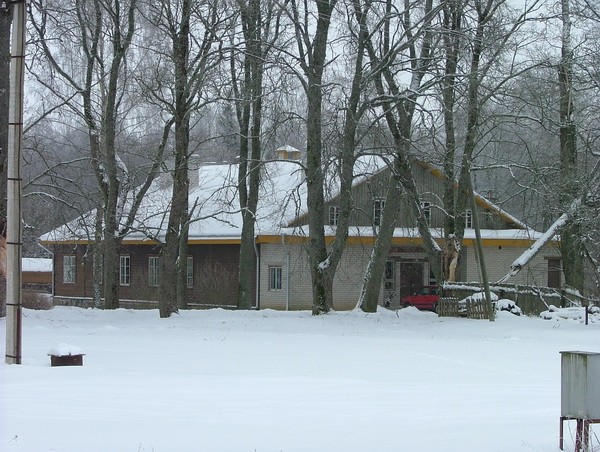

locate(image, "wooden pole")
(467, 168), (495, 321)
(5, 0), (26, 365)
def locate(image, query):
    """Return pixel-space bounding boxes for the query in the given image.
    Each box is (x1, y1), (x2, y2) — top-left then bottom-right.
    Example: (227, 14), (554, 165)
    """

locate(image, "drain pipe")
(37, 243), (55, 297)
(286, 251), (290, 311)
(253, 236), (260, 310)
(281, 233), (290, 311)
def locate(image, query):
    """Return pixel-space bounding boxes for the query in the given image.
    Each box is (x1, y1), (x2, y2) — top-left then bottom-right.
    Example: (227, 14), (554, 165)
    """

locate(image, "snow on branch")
(497, 198), (581, 283)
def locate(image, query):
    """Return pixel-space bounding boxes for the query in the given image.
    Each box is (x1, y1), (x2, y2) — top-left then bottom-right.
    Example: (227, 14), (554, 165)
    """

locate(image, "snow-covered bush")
(540, 304), (599, 322)
(496, 299), (522, 316)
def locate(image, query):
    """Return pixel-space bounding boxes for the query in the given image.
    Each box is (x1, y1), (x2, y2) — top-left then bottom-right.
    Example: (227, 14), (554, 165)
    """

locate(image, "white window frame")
(269, 266), (283, 291)
(373, 198), (386, 226)
(186, 256), (194, 288)
(148, 256), (160, 287)
(328, 205), (340, 226)
(465, 209), (473, 228)
(63, 255), (76, 284)
(120, 255), (131, 286)
(384, 260), (396, 291)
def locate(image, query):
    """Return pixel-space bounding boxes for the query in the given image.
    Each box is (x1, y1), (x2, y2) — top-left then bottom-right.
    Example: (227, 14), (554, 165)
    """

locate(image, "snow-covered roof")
(276, 144), (301, 154)
(414, 160), (530, 230)
(40, 153), (536, 245)
(41, 160), (307, 243)
(22, 258), (53, 273)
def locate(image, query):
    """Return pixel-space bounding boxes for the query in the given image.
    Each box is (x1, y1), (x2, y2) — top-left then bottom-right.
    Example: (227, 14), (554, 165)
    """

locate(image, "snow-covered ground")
(1, 306), (599, 452)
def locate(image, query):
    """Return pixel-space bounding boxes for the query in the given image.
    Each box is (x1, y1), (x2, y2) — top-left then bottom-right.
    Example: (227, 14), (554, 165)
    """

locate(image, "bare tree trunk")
(453, 10), (485, 249)
(154, 0), (224, 317)
(317, 1), (370, 312)
(357, 172), (403, 312)
(235, 0), (269, 310)
(159, 84), (190, 317)
(441, 0), (462, 281)
(357, 0), (442, 312)
(176, 223), (189, 309)
(289, 0), (337, 314)
(558, 0), (584, 293)
(157, 0), (193, 317)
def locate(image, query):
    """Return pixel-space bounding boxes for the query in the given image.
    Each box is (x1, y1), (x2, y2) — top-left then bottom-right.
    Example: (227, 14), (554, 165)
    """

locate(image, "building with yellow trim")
(41, 150), (562, 310)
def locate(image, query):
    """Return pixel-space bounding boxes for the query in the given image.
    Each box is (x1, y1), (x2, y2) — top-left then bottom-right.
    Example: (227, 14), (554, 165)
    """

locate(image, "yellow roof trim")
(41, 238), (240, 246)
(257, 234), (537, 247)
(43, 235), (540, 248)
(188, 238), (241, 245)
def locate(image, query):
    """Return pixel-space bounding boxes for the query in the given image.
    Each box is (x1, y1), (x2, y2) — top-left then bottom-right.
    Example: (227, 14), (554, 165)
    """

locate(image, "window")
(547, 258), (561, 288)
(63, 255), (76, 284)
(328, 205), (340, 226)
(373, 198), (386, 226)
(420, 201), (431, 224)
(269, 266), (283, 291)
(187, 256), (194, 288)
(384, 260), (396, 291)
(148, 256), (159, 287)
(465, 209), (473, 228)
(120, 255), (131, 286)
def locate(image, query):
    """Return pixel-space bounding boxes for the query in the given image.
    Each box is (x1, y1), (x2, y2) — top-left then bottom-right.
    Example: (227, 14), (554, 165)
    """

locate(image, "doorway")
(399, 262), (424, 298)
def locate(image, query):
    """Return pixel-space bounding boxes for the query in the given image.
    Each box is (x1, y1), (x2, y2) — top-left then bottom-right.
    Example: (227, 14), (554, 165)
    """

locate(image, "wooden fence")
(437, 298), (460, 317)
(438, 297), (490, 320)
(440, 282), (597, 316)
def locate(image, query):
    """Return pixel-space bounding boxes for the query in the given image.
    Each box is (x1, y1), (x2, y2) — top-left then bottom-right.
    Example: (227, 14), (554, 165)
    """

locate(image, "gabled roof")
(40, 151), (535, 245)
(414, 160), (529, 230)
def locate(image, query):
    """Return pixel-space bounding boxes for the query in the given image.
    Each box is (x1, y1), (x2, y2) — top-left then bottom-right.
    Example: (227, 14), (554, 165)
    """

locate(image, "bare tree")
(357, 0), (442, 313)
(138, 0), (229, 317)
(557, 0), (585, 293)
(317, 0), (372, 312)
(230, 0), (284, 310)
(30, 0), (168, 309)
(286, 0), (338, 314)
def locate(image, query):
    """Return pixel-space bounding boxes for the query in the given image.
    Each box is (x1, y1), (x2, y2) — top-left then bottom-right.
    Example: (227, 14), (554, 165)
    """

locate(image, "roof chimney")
(275, 145), (302, 161)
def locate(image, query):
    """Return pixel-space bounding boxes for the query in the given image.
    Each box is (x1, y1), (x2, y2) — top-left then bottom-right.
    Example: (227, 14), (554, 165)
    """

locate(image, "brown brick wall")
(51, 242), (250, 308)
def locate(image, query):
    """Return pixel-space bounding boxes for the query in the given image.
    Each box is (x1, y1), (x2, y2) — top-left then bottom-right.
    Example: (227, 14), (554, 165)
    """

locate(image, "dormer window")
(373, 198), (386, 226)
(329, 205), (340, 226)
(465, 209), (473, 228)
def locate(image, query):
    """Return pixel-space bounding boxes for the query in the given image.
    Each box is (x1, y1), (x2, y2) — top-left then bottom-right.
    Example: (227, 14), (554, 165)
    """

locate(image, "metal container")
(560, 351), (600, 419)
(50, 354), (84, 367)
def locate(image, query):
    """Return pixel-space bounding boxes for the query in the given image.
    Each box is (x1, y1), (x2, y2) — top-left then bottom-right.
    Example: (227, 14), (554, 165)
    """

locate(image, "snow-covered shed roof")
(22, 258), (53, 273)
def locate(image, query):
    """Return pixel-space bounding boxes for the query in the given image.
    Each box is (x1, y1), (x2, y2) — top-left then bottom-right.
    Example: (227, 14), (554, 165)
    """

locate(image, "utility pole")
(5, 0), (26, 364)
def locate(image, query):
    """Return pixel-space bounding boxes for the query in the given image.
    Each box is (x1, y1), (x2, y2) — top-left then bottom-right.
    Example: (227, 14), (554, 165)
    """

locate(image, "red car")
(401, 285), (440, 312)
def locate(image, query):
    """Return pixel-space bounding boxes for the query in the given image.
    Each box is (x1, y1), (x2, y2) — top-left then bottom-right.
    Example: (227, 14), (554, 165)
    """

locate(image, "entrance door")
(399, 262), (424, 298)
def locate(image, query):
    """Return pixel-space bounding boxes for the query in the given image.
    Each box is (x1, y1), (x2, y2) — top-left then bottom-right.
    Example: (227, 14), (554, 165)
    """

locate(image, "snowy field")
(1, 306), (599, 452)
